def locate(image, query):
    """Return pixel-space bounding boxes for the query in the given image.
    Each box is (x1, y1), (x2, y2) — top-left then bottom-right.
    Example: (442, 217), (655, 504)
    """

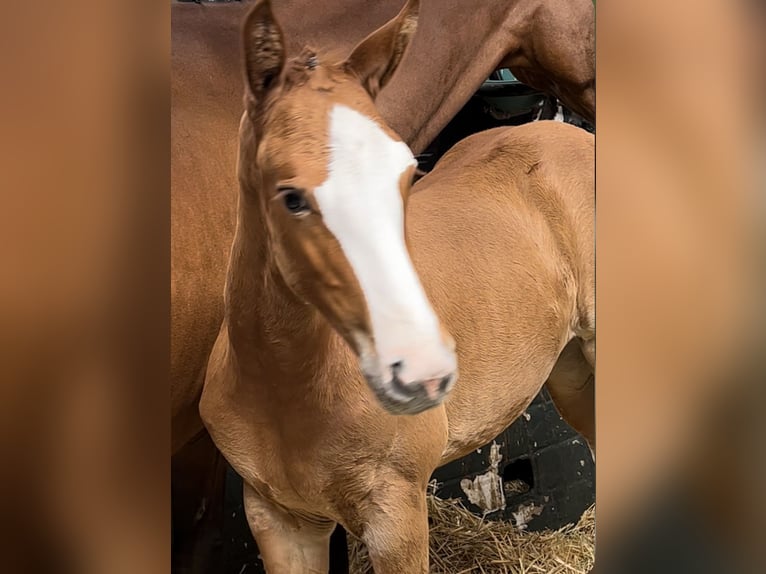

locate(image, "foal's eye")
(278, 188), (310, 215)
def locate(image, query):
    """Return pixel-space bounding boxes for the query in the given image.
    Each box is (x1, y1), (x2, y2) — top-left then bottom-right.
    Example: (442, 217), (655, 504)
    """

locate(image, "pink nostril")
(421, 378), (442, 400)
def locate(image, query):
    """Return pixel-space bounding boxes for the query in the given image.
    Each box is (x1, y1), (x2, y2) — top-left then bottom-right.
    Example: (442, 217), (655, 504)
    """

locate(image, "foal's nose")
(419, 374), (454, 400)
(390, 361), (455, 401)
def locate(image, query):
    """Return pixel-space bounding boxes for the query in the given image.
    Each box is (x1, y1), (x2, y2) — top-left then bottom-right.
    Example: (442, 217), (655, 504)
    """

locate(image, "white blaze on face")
(314, 104), (453, 382)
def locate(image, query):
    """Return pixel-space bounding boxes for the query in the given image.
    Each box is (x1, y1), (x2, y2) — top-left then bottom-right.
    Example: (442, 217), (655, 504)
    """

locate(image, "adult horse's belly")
(171, 3), (245, 451)
(170, 151), (237, 451)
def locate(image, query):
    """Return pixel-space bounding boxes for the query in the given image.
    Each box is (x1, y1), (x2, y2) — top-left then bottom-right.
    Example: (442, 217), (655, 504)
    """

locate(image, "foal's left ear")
(242, 0), (285, 104)
(344, 0), (419, 99)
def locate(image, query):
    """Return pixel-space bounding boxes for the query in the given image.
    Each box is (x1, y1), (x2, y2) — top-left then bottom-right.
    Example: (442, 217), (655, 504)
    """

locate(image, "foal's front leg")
(358, 481), (430, 574)
(242, 483), (335, 574)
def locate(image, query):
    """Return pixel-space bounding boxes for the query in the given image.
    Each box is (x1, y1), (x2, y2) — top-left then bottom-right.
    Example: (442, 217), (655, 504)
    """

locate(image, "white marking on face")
(314, 105), (451, 379)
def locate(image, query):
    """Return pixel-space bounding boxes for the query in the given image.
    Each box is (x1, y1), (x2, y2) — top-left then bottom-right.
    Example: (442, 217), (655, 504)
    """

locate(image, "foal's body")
(202, 122), (594, 573)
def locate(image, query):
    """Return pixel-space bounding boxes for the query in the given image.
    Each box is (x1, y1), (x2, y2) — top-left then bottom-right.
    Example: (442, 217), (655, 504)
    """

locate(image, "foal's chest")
(210, 373), (377, 514)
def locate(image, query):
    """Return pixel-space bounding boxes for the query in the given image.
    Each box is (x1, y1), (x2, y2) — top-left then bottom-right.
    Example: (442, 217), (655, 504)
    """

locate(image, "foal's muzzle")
(361, 357), (458, 415)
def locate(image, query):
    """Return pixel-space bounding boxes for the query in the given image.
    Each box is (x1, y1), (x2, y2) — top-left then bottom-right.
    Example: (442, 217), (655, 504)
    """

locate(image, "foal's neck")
(225, 191), (331, 370)
(224, 118), (337, 384)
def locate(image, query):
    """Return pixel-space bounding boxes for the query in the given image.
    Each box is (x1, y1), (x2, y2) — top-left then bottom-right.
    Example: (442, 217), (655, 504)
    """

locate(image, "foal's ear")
(344, 0), (419, 99)
(242, 0), (285, 103)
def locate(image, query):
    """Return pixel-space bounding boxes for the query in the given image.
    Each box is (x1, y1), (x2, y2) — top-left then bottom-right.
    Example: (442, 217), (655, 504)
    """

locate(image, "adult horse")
(171, 0), (595, 457)
(199, 1), (595, 571)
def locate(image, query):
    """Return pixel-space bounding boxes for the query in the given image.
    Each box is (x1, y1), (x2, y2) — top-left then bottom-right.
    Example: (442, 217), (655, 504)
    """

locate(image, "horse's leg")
(540, 0), (595, 124)
(579, 336), (596, 370)
(503, 0), (595, 124)
(242, 483), (334, 574)
(546, 338), (595, 456)
(356, 481), (430, 574)
(171, 431), (226, 574)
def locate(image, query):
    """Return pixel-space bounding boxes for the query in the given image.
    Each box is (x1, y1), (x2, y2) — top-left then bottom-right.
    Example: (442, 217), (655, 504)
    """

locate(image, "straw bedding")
(348, 494), (595, 574)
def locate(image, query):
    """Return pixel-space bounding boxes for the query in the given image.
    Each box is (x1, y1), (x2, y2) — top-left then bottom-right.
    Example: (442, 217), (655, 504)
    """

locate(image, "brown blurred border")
(595, 0), (765, 572)
(1, 2), (169, 573)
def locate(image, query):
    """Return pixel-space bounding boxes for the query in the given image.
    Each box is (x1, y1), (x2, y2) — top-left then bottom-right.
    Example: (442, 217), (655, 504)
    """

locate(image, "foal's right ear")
(242, 0), (285, 103)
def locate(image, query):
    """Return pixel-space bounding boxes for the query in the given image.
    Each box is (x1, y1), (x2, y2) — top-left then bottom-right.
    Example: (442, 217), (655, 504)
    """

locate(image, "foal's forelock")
(280, 51), (348, 92)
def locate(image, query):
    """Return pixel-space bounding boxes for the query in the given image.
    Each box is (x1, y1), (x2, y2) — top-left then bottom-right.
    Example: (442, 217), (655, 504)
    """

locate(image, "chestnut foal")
(201, 1), (594, 571)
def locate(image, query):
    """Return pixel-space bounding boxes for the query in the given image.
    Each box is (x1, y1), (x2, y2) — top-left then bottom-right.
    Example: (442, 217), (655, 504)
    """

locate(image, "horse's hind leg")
(242, 483), (335, 574)
(546, 338), (595, 456)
